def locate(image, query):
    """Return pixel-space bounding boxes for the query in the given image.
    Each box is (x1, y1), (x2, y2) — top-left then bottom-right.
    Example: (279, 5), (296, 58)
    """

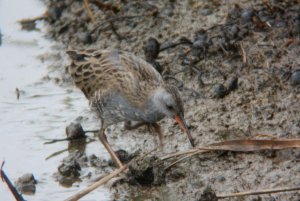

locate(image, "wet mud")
(36, 0), (300, 200)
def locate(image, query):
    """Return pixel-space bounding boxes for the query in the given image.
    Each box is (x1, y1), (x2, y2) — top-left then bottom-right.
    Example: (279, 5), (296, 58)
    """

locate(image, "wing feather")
(67, 49), (164, 106)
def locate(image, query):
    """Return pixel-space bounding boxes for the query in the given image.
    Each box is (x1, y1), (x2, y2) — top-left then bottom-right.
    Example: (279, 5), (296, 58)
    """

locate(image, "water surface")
(0, 0), (110, 200)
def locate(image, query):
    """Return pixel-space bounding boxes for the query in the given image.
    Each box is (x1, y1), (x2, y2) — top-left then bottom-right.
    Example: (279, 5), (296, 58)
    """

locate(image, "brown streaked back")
(67, 49), (164, 106)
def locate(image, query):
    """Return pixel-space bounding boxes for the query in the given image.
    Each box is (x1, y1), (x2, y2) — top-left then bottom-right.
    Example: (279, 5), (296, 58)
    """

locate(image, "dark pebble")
(144, 37), (160, 61)
(14, 173), (37, 195)
(65, 122), (85, 139)
(212, 84), (228, 98)
(226, 76), (238, 91)
(291, 70), (300, 86)
(56, 152), (84, 186)
(57, 151), (85, 178)
(58, 158), (81, 178)
(127, 156), (165, 186)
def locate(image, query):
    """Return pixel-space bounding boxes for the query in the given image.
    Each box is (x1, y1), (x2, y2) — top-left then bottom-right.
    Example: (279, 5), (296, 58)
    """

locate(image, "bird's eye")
(167, 105), (173, 110)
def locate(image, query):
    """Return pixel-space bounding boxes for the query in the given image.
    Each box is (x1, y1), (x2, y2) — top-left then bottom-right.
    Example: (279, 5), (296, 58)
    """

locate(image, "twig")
(64, 146), (161, 201)
(64, 165), (128, 201)
(161, 138), (300, 161)
(0, 161), (26, 201)
(161, 148), (198, 160)
(164, 150), (208, 170)
(217, 186), (300, 199)
(83, 0), (96, 23)
(240, 42), (247, 64)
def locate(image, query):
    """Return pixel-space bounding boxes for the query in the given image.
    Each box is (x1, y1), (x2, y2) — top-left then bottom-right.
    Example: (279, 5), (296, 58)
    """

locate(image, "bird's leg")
(98, 128), (124, 168)
(151, 123), (163, 148)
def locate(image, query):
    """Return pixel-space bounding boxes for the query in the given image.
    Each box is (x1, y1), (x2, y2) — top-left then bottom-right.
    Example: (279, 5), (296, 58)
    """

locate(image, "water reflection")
(0, 0), (110, 200)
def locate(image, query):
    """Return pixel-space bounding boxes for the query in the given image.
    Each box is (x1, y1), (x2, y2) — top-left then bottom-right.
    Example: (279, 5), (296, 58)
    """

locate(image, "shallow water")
(0, 0), (111, 200)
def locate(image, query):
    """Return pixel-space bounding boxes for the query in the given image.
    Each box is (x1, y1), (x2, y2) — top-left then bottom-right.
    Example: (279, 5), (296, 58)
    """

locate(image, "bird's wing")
(67, 49), (164, 106)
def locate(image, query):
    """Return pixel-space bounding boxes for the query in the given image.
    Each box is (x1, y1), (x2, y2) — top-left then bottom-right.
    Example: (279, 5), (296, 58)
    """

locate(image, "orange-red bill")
(175, 115), (195, 147)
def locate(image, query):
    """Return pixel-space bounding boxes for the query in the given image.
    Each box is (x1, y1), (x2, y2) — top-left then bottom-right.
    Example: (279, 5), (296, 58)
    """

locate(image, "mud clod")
(14, 173), (37, 195)
(144, 37), (160, 61)
(66, 122), (85, 139)
(144, 37), (162, 73)
(212, 84), (228, 98)
(226, 76), (238, 91)
(127, 156), (165, 186)
(55, 151), (85, 186)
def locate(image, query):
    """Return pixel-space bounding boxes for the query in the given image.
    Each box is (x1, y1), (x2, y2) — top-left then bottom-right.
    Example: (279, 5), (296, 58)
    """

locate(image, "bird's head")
(153, 84), (195, 147)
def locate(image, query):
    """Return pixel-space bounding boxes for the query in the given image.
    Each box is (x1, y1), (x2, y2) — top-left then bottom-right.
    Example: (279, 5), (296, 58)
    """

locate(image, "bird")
(67, 49), (195, 168)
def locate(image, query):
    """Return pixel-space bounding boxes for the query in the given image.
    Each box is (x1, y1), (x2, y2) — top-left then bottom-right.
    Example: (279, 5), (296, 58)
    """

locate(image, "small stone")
(57, 151), (83, 178)
(291, 70), (300, 86)
(14, 173), (37, 195)
(58, 159), (81, 177)
(212, 84), (228, 98)
(226, 76), (238, 91)
(144, 37), (160, 61)
(66, 122), (85, 139)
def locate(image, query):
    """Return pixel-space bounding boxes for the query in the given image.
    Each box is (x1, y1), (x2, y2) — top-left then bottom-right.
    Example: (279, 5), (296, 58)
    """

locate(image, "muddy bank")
(36, 0), (300, 200)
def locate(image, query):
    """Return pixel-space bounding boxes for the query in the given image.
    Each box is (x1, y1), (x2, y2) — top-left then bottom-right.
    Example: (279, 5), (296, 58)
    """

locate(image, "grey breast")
(91, 92), (165, 127)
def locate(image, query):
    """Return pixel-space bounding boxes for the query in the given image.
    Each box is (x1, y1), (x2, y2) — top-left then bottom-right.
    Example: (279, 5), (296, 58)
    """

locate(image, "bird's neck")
(138, 88), (165, 122)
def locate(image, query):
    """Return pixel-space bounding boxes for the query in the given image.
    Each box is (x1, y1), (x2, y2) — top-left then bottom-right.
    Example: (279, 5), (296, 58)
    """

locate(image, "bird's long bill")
(175, 115), (195, 147)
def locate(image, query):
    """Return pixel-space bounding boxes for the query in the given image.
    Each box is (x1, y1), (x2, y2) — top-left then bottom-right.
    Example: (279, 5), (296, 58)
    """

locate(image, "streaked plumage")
(67, 49), (194, 168)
